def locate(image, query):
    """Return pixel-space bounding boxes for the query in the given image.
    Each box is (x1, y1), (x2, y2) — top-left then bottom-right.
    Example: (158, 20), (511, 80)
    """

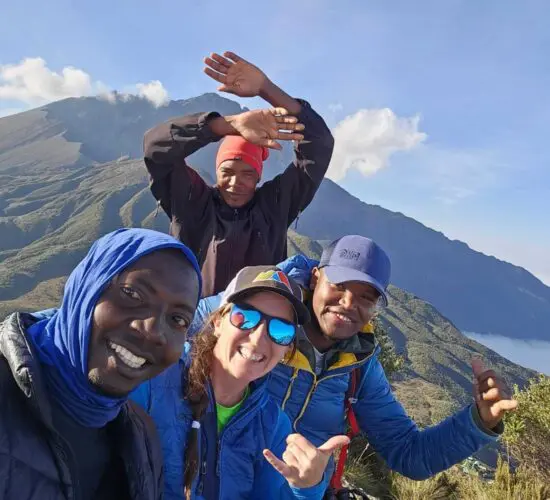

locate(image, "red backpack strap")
(330, 368), (361, 491)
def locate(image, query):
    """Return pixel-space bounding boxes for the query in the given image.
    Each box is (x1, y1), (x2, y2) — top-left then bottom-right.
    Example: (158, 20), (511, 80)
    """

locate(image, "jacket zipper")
(224, 208), (238, 285)
(280, 368), (299, 411)
(51, 433), (80, 500)
(195, 427), (205, 496)
(292, 352), (376, 432)
(215, 390), (264, 497)
(215, 404), (250, 475)
(257, 230), (267, 255)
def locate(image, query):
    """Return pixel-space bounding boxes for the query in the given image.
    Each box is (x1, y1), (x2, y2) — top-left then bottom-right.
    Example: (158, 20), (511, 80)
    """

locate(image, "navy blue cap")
(319, 235), (391, 306)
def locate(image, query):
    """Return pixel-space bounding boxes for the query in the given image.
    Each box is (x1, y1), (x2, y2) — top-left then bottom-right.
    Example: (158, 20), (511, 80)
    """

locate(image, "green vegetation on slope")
(344, 323), (549, 499)
(0, 276), (66, 319)
(287, 229), (324, 260)
(386, 374), (550, 499)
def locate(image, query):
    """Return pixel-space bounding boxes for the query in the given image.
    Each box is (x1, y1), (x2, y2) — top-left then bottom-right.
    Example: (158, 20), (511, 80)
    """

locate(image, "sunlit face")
(212, 292), (294, 383)
(310, 268), (380, 341)
(216, 159), (259, 208)
(87, 250), (200, 396)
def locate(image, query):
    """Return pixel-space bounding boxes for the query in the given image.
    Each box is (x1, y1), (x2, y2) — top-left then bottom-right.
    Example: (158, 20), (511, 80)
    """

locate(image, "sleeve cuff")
(198, 111), (223, 141)
(294, 98), (312, 118)
(469, 404), (503, 438)
(290, 477), (327, 500)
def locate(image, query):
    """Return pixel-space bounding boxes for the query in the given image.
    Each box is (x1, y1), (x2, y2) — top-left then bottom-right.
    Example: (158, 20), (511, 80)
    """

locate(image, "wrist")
(471, 404), (503, 436)
(209, 116), (238, 137)
(259, 81), (301, 114)
(258, 79), (277, 100)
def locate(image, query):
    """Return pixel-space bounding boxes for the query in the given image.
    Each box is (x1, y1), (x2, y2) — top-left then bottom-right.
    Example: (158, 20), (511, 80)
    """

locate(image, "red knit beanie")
(216, 136), (269, 178)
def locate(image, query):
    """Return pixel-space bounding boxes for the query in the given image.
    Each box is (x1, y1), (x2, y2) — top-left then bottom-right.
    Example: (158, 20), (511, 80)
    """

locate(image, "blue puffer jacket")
(131, 347), (325, 500)
(191, 255), (502, 482)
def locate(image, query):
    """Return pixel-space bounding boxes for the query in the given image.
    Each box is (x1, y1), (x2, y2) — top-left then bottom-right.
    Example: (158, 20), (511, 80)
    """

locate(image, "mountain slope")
(0, 95), (549, 340)
(0, 93), (294, 178)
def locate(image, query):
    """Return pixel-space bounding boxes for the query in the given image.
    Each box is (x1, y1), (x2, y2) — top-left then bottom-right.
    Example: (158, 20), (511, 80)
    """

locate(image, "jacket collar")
(212, 188), (257, 220)
(0, 312), (141, 431)
(0, 312), (56, 428)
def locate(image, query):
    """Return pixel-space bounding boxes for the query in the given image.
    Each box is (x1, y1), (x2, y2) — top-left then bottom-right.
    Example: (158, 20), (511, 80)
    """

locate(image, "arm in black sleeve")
(143, 111), (222, 219)
(258, 99), (334, 225)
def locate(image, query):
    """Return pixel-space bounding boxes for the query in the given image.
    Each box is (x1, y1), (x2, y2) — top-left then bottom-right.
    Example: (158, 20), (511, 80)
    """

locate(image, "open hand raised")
(229, 108), (304, 150)
(204, 52), (269, 98)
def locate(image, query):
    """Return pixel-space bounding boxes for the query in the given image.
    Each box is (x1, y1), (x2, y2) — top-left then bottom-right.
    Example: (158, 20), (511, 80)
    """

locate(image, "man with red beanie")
(144, 51), (334, 296)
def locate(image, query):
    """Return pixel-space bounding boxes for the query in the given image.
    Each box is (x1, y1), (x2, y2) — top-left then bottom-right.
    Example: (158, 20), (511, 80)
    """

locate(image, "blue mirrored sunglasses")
(229, 303), (297, 346)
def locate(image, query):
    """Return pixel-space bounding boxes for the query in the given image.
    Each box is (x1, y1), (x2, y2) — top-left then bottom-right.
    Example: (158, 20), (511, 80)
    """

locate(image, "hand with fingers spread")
(472, 357), (518, 429)
(204, 51), (269, 98)
(228, 108), (305, 150)
(263, 433), (350, 489)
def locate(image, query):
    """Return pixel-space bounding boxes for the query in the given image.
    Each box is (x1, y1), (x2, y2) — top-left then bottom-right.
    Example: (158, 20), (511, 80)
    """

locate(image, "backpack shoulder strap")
(345, 368), (361, 435)
(345, 367), (360, 406)
(330, 367), (363, 491)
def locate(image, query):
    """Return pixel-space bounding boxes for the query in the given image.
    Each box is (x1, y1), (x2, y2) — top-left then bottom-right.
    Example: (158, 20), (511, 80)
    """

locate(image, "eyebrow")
(134, 277), (196, 315)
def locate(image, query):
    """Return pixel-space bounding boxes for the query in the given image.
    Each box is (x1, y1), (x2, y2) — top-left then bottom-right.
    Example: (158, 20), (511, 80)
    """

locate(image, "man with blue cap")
(191, 235), (517, 497)
(0, 228), (202, 500)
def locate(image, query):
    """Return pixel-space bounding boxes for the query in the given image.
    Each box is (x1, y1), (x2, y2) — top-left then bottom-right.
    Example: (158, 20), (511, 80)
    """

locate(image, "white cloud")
(0, 58), (93, 104)
(327, 108), (427, 181)
(328, 102), (343, 113)
(0, 57), (169, 108)
(134, 80), (169, 107)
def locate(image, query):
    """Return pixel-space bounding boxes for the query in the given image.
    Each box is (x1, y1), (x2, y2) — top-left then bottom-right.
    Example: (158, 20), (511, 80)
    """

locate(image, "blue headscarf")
(26, 228), (202, 428)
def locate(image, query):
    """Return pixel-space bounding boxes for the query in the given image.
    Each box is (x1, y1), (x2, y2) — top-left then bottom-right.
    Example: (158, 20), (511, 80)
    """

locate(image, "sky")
(1, 0), (549, 285)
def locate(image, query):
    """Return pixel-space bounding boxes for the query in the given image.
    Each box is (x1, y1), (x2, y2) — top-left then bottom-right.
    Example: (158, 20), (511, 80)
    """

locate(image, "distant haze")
(464, 332), (550, 375)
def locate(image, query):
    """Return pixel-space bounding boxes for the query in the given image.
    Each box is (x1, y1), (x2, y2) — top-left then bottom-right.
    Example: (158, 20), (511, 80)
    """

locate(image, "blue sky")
(2, 0), (549, 284)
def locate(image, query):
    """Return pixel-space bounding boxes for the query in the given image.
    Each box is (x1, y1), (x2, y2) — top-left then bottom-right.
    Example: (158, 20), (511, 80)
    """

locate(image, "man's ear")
(310, 267), (321, 291)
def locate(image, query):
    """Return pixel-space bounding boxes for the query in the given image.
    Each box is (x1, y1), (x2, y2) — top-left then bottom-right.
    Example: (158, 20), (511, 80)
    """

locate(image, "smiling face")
(87, 249), (200, 397)
(212, 292), (294, 384)
(310, 268), (380, 343)
(216, 159), (259, 208)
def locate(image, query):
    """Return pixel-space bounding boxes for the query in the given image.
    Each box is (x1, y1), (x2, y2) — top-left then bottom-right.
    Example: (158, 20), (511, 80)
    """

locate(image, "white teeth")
(239, 346), (264, 362)
(110, 342), (147, 369)
(332, 312), (352, 323)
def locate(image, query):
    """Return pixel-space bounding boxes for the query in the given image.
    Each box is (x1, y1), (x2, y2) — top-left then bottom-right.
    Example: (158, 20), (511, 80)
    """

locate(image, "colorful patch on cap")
(254, 270), (292, 292)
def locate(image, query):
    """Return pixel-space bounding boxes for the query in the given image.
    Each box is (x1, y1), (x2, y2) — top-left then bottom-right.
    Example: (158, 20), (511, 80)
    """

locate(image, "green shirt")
(216, 386), (250, 433)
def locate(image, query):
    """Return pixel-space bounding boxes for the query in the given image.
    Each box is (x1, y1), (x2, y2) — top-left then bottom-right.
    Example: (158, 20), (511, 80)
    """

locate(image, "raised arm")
(143, 112), (238, 219)
(354, 357), (515, 479)
(260, 99), (334, 225)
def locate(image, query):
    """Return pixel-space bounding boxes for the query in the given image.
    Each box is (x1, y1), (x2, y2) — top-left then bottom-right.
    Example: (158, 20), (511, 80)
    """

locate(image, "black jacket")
(0, 313), (164, 500)
(144, 99), (334, 296)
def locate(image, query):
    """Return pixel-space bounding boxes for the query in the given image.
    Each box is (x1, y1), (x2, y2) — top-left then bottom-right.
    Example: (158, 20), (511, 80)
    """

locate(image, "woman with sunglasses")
(132, 265), (348, 500)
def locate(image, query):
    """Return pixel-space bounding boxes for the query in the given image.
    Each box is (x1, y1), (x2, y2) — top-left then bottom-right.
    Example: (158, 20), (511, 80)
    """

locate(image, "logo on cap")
(253, 270), (292, 292)
(339, 249), (361, 261)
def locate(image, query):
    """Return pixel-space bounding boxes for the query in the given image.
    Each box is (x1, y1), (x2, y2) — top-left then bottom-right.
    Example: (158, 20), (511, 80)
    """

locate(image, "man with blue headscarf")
(0, 228), (202, 500)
